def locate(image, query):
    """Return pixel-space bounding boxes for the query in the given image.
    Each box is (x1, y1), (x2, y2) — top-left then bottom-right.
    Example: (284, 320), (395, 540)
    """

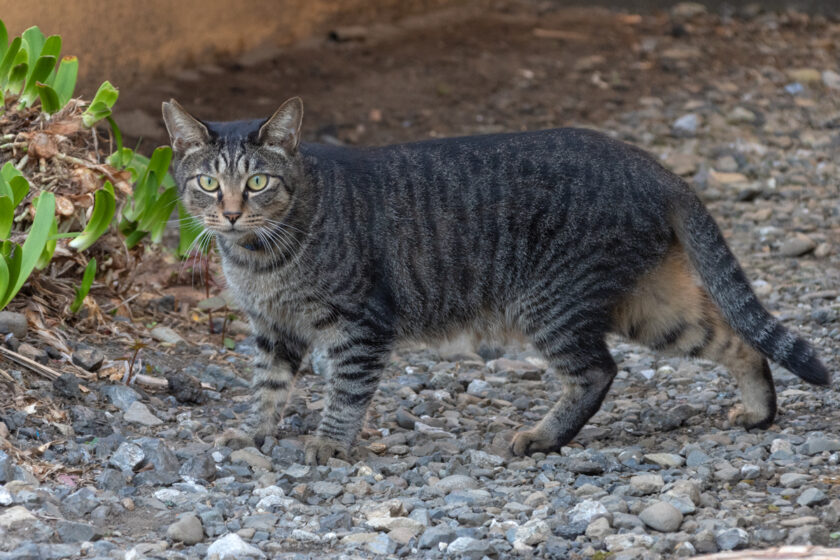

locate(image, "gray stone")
(419, 525), (457, 549)
(366, 533), (396, 555)
(18, 343), (48, 364)
(180, 453), (217, 481)
(95, 468), (127, 492)
(686, 449), (711, 467)
(206, 533), (265, 559)
(803, 437), (840, 455)
(716, 528), (749, 551)
(568, 499), (609, 525)
(584, 517), (613, 539)
(779, 234), (817, 257)
(71, 348), (105, 372)
(513, 519), (551, 546)
(99, 385), (139, 412)
(434, 474), (479, 492)
(467, 449), (505, 469)
(446, 536), (495, 559)
(740, 463), (761, 479)
(638, 501), (683, 532)
(136, 438), (180, 485)
(396, 408), (417, 430)
(797, 487), (827, 507)
(230, 448), (271, 470)
(644, 453), (684, 468)
(466, 379), (490, 396)
(62, 488), (99, 517)
(630, 473), (664, 495)
(56, 520), (98, 543)
(52, 373), (82, 399)
(0, 312), (27, 338)
(167, 513), (204, 545)
(822, 69), (840, 89)
(123, 401), (163, 427)
(311, 481), (343, 499)
(109, 442), (145, 472)
(780, 473), (810, 488)
(0, 450), (16, 483)
(0, 507), (53, 552)
(150, 326), (184, 344)
(673, 113), (699, 135)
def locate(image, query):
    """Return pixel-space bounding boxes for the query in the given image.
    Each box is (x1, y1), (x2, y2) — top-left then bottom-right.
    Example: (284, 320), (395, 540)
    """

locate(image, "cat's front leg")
(304, 333), (391, 465)
(219, 323), (309, 450)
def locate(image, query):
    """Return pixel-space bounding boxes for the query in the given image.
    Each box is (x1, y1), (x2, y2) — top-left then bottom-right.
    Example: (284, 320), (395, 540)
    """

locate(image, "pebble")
(206, 533), (265, 559)
(638, 501), (683, 532)
(716, 527), (750, 551)
(123, 401), (164, 427)
(673, 113), (700, 135)
(446, 536), (496, 559)
(167, 513), (204, 544)
(797, 487), (827, 507)
(229, 448), (271, 471)
(644, 453), (684, 468)
(71, 347), (105, 372)
(419, 525), (457, 549)
(778, 233), (817, 257)
(630, 473), (664, 495)
(434, 474), (479, 492)
(150, 326), (184, 344)
(568, 499), (609, 525)
(0, 312), (27, 338)
(101, 384), (141, 411)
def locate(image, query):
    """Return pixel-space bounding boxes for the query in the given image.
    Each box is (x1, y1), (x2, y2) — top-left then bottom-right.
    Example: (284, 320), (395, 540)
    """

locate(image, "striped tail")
(670, 193), (830, 386)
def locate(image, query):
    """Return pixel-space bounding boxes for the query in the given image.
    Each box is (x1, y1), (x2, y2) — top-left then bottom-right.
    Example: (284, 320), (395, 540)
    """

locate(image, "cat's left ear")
(162, 99), (210, 153)
(258, 97), (304, 154)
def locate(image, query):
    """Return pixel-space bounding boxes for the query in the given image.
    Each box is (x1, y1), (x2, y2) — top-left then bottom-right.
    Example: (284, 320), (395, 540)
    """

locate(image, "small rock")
(71, 347), (105, 372)
(780, 473), (810, 488)
(740, 464), (761, 479)
(18, 343), (48, 364)
(62, 488), (99, 517)
(100, 384), (141, 411)
(797, 487), (828, 507)
(670, 2), (706, 21)
(0, 312), (27, 338)
(0, 506), (53, 548)
(446, 536), (495, 559)
(468, 449), (505, 469)
(814, 242), (832, 259)
(803, 437), (840, 455)
(585, 517), (613, 539)
(206, 533), (266, 559)
(56, 520), (98, 543)
(639, 501), (683, 532)
(568, 499), (609, 525)
(644, 453), (684, 468)
(366, 533), (397, 555)
(779, 234), (817, 257)
(180, 453), (217, 481)
(109, 442), (145, 472)
(53, 373), (82, 399)
(686, 449), (711, 467)
(419, 525), (457, 549)
(787, 68), (822, 83)
(513, 519), (551, 546)
(630, 473), (664, 495)
(150, 326), (184, 345)
(167, 513), (204, 545)
(466, 379), (490, 396)
(727, 106), (756, 124)
(716, 527), (749, 551)
(823, 69), (840, 89)
(434, 474), (478, 493)
(230, 448), (271, 471)
(396, 408), (418, 430)
(673, 113), (700, 136)
(311, 480), (343, 499)
(167, 372), (206, 404)
(123, 401), (163, 427)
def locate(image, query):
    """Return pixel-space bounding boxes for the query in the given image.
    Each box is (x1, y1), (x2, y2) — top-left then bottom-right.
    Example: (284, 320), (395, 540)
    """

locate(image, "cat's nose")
(223, 211), (242, 224)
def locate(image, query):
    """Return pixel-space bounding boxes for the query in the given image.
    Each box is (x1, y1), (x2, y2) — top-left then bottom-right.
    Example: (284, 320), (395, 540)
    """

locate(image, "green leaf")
(36, 82), (60, 114)
(68, 181), (115, 251)
(123, 228), (147, 249)
(0, 196), (13, 240)
(178, 203), (206, 257)
(19, 55), (56, 107)
(52, 56), (77, 105)
(0, 20), (8, 62)
(70, 257), (96, 313)
(224, 337), (236, 350)
(20, 26), (44, 73)
(40, 35), (61, 60)
(1, 163), (30, 206)
(0, 191), (54, 308)
(140, 186), (177, 243)
(0, 254), (9, 310)
(81, 81), (119, 127)
(7, 61), (28, 95)
(36, 216), (57, 269)
(0, 37), (21, 89)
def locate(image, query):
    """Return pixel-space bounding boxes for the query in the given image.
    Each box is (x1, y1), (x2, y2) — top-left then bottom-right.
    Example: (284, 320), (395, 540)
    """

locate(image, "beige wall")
(1, 0), (453, 93)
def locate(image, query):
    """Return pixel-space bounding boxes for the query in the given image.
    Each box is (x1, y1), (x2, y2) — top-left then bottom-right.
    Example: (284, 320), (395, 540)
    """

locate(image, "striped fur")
(163, 98), (830, 464)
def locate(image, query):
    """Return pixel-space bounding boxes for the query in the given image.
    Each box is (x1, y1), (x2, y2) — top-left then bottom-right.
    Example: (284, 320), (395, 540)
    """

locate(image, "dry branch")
(697, 546), (840, 560)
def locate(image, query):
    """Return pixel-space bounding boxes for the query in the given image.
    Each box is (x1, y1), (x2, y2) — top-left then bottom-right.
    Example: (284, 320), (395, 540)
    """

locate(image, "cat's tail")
(670, 191), (830, 386)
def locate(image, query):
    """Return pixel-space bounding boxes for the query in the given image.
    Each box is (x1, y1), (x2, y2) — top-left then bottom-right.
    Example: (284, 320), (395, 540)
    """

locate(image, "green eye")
(198, 175), (219, 191)
(247, 174), (268, 191)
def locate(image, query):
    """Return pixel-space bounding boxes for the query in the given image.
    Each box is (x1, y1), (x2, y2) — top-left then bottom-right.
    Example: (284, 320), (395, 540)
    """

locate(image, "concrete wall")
(1, 0), (454, 93)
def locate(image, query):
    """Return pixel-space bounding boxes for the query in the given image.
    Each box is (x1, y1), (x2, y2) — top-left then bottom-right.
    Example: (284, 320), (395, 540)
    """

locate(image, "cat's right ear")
(162, 100), (210, 153)
(258, 97), (304, 154)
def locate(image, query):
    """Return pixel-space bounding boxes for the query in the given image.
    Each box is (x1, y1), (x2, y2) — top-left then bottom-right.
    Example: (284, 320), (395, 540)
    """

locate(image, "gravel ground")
(1, 3), (839, 559)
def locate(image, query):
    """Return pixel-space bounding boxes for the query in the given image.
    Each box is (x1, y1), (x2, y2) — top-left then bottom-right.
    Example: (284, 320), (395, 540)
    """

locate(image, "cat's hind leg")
(511, 331), (617, 456)
(613, 247), (776, 429)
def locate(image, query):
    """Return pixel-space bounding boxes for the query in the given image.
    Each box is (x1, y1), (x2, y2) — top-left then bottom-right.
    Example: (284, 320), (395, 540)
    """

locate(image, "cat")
(162, 97), (830, 465)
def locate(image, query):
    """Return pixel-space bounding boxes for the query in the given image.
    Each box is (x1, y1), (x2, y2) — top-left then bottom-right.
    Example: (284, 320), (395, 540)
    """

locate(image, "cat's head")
(161, 97), (306, 243)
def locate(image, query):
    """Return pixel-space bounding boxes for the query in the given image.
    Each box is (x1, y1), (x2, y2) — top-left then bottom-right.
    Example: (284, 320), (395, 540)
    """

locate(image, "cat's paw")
(510, 428), (555, 456)
(727, 404), (775, 430)
(215, 428), (255, 450)
(304, 435), (348, 465)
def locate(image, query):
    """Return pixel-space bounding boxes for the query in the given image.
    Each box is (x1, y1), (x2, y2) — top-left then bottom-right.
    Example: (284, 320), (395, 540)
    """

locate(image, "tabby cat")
(162, 97), (830, 465)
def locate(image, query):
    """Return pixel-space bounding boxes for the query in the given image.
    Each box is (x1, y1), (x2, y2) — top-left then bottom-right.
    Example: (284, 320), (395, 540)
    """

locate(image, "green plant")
(70, 257), (96, 313)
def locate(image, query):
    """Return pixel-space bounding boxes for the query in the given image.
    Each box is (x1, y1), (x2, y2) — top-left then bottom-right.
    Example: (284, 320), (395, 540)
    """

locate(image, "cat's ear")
(162, 99), (210, 153)
(258, 97), (303, 153)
